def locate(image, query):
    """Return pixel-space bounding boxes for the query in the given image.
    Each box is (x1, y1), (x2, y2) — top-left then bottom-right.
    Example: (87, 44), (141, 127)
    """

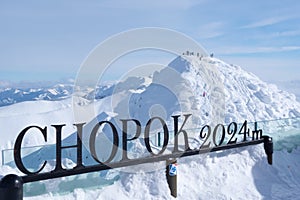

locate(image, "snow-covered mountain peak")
(0, 56), (300, 199)
(168, 55), (300, 122)
(71, 54), (300, 130)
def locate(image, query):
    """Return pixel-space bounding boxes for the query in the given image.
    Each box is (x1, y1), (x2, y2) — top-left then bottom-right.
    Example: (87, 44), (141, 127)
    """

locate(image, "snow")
(0, 55), (300, 199)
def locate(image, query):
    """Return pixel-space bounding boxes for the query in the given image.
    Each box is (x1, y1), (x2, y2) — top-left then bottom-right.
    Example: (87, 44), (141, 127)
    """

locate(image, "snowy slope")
(167, 56), (300, 123)
(0, 99), (74, 152)
(0, 56), (300, 199)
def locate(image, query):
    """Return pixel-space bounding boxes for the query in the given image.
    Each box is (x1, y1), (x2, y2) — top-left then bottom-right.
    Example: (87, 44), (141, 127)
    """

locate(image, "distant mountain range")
(0, 79), (122, 107)
(0, 63), (299, 109)
(0, 84), (74, 107)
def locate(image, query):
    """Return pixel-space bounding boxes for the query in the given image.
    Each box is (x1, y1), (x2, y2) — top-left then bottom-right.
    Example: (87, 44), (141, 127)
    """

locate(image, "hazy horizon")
(1, 1), (299, 83)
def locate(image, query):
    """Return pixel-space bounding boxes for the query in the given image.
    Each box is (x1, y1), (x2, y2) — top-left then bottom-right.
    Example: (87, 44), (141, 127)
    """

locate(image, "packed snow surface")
(0, 56), (300, 199)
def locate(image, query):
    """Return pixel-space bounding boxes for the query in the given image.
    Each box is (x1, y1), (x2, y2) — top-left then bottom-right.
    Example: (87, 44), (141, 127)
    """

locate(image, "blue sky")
(0, 0), (299, 83)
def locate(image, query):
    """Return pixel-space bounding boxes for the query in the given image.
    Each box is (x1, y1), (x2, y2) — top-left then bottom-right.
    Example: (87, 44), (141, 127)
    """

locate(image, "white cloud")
(277, 30), (300, 37)
(216, 45), (300, 55)
(198, 21), (226, 39)
(241, 15), (295, 29)
(102, 0), (206, 10)
(248, 30), (300, 40)
(220, 56), (300, 82)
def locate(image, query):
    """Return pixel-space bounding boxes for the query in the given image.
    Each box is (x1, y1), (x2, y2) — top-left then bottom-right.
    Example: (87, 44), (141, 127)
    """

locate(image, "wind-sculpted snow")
(0, 56), (300, 199)
(167, 56), (300, 124)
(207, 57), (300, 122)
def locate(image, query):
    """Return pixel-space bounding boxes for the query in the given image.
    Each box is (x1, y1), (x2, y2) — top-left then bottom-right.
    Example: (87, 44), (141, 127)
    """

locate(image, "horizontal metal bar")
(22, 138), (264, 183)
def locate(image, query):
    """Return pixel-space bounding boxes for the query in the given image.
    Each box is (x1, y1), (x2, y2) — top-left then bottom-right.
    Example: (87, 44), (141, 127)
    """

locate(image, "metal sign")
(0, 113), (273, 200)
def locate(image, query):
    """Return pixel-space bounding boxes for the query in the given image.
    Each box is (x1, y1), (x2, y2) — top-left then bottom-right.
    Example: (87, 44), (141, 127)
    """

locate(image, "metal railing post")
(0, 174), (23, 200)
(262, 136), (273, 165)
(166, 159), (177, 198)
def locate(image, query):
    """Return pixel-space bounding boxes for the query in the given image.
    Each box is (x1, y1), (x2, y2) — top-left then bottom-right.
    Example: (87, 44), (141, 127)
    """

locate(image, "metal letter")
(53, 123), (85, 171)
(144, 117), (169, 156)
(172, 114), (192, 153)
(52, 124), (67, 172)
(120, 119), (141, 161)
(89, 121), (119, 164)
(14, 126), (47, 175)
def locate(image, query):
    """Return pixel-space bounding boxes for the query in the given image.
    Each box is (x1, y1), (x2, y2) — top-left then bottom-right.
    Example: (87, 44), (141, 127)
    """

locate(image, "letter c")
(14, 126), (47, 175)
